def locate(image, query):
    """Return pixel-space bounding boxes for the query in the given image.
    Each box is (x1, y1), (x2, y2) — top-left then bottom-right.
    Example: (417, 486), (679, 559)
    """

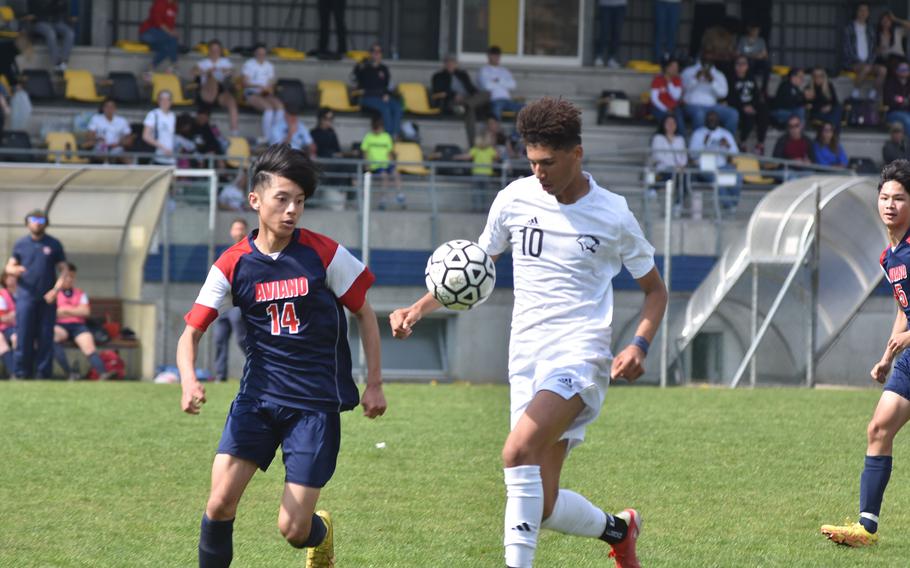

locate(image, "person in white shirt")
(142, 90), (177, 165)
(689, 110), (741, 210)
(390, 98), (667, 568)
(650, 113), (689, 209)
(268, 103), (316, 156)
(681, 58), (739, 133)
(194, 39), (239, 134)
(242, 43), (284, 141)
(86, 98), (133, 164)
(478, 46), (524, 120)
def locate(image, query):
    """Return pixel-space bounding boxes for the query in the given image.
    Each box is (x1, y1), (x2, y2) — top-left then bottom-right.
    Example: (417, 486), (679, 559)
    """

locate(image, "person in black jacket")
(806, 67), (843, 133)
(728, 55), (769, 153)
(885, 61), (910, 134)
(431, 55), (490, 146)
(352, 42), (403, 137)
(27, 0), (75, 72)
(884, 121), (910, 164)
(770, 67), (807, 127)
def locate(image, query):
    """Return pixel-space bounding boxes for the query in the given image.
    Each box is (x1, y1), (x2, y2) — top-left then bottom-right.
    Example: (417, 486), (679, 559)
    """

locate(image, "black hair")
(98, 96), (115, 113)
(661, 57), (679, 71)
(787, 67), (803, 80)
(208, 38), (222, 49)
(516, 97), (582, 151)
(656, 113), (678, 137)
(317, 107), (334, 122)
(250, 144), (318, 200)
(253, 42), (267, 52)
(66, 262), (77, 272)
(879, 159), (910, 194)
(488, 45), (502, 55)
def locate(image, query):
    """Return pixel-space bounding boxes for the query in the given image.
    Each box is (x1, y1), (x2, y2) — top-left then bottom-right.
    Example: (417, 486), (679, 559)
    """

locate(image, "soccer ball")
(425, 240), (496, 310)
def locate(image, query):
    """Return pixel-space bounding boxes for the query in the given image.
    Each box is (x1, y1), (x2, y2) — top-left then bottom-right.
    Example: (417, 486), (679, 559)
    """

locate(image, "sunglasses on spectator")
(27, 216), (46, 224)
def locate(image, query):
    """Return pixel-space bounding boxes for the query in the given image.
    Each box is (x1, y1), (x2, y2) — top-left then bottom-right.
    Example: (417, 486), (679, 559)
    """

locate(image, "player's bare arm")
(611, 267), (668, 382)
(176, 324), (207, 414)
(354, 300), (387, 418)
(872, 309), (910, 383)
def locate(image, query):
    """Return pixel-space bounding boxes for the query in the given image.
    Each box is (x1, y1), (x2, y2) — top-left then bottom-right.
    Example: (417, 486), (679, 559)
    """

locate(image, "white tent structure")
(0, 164), (174, 379)
(672, 175), (886, 387)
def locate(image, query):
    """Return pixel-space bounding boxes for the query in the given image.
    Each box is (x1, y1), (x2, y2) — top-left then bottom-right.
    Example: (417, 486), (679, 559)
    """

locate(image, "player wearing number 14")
(177, 144), (387, 568)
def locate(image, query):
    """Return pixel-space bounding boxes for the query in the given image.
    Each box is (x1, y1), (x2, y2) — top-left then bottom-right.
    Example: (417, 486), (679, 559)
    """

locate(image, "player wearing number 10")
(391, 98), (667, 568)
(177, 144), (387, 567)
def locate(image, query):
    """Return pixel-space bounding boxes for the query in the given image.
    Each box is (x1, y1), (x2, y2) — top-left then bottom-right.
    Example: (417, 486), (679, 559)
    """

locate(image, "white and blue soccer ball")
(425, 239), (496, 310)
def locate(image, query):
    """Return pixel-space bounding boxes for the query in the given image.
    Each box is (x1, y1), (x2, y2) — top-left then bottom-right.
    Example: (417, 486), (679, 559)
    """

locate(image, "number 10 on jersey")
(520, 227), (543, 257)
(266, 302), (301, 335)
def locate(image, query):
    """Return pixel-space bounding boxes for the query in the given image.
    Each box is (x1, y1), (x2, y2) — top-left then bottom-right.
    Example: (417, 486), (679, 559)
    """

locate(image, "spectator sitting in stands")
(182, 107), (226, 167)
(843, 2), (882, 100)
(143, 89), (177, 165)
(452, 133), (499, 211)
(269, 103), (316, 156)
(772, 114), (815, 165)
(218, 169), (249, 212)
(0, 270), (17, 378)
(360, 115), (402, 209)
(737, 23), (771, 95)
(51, 263), (115, 380)
(650, 57), (686, 137)
(311, 108), (342, 159)
(689, 110), (740, 210)
(728, 55), (769, 154)
(875, 12), (910, 79)
(811, 121), (848, 167)
(681, 56), (738, 133)
(478, 46), (524, 121)
(85, 98), (133, 164)
(27, 0), (75, 72)
(431, 54), (489, 147)
(770, 68), (807, 127)
(650, 113), (689, 211)
(884, 122), (910, 164)
(193, 39), (239, 135)
(242, 42), (283, 143)
(138, 0), (178, 74)
(485, 116), (516, 160)
(885, 61), (910, 134)
(353, 42), (403, 137)
(806, 67), (843, 132)
(174, 113), (201, 168)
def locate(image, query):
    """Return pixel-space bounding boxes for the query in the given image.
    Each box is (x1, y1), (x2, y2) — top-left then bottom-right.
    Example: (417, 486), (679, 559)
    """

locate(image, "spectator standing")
(681, 58), (739, 133)
(0, 271), (16, 377)
(86, 98), (133, 163)
(689, 110), (740, 210)
(143, 89), (177, 165)
(212, 218), (248, 382)
(729, 56), (768, 154)
(875, 12), (910, 73)
(52, 263), (114, 380)
(650, 114), (688, 209)
(27, 0), (74, 72)
(242, 43), (283, 142)
(650, 57), (686, 137)
(478, 46), (524, 120)
(884, 61), (910, 134)
(843, 2), (882, 100)
(431, 54), (489, 147)
(884, 122), (910, 164)
(736, 23), (771, 95)
(770, 68), (807, 126)
(806, 67), (843, 132)
(316, 0), (347, 57)
(594, 0), (626, 68)
(194, 39), (239, 135)
(138, 0), (178, 73)
(772, 114), (815, 164)
(269, 104), (316, 156)
(653, 0), (682, 63)
(353, 42), (403, 137)
(811, 121), (848, 167)
(360, 116), (402, 208)
(5, 210), (67, 379)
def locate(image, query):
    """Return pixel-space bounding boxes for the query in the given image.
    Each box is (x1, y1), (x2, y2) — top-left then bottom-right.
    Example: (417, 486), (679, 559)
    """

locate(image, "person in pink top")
(52, 263), (113, 380)
(0, 270), (17, 378)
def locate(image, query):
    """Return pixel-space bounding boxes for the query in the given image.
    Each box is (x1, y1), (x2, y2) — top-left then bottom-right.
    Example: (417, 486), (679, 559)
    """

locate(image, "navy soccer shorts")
(216, 394), (341, 488)
(2, 327), (13, 342)
(885, 351), (910, 401)
(59, 322), (90, 340)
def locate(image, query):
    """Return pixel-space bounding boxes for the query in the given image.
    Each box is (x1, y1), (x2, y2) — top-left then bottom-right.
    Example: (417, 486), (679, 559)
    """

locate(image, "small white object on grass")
(375, 442), (386, 449)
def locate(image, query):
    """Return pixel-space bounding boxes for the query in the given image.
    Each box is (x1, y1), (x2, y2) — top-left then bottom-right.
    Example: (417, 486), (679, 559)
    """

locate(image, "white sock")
(503, 465), (543, 568)
(540, 489), (608, 538)
(262, 109), (275, 138)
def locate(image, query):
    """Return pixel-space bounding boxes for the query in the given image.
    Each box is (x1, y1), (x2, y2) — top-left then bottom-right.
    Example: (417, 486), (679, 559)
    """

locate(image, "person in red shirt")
(650, 58), (687, 136)
(772, 114), (816, 180)
(0, 270), (16, 378)
(139, 0), (179, 73)
(52, 263), (113, 380)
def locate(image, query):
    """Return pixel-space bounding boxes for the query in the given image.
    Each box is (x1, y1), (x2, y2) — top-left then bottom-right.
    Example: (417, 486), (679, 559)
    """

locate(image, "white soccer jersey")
(242, 58), (275, 89)
(478, 172), (656, 379)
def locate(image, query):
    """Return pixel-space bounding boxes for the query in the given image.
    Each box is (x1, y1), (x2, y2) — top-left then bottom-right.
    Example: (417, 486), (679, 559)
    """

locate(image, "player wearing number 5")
(177, 144), (387, 568)
(390, 98), (667, 568)
(822, 160), (910, 547)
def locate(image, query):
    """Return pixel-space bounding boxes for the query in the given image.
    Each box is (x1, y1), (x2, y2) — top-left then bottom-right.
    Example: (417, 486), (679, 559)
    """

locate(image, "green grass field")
(1, 381), (909, 567)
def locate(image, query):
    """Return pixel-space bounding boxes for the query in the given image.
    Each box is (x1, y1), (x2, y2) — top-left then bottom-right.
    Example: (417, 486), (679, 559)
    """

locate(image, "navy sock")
(87, 352), (106, 376)
(199, 514), (233, 568)
(598, 513), (628, 544)
(1, 351), (12, 376)
(53, 344), (71, 374)
(859, 455), (893, 533)
(296, 513), (327, 549)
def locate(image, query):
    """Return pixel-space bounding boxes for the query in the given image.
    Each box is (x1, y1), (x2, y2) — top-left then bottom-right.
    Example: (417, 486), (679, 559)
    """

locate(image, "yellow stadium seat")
(45, 132), (88, 163)
(226, 136), (250, 169)
(346, 50), (369, 61)
(271, 47), (306, 60)
(0, 74), (10, 95)
(398, 83), (440, 116)
(151, 73), (194, 106)
(393, 141), (430, 176)
(115, 39), (150, 53)
(840, 70), (857, 80)
(64, 69), (104, 103)
(772, 65), (791, 77)
(732, 155), (775, 185)
(0, 6), (17, 38)
(627, 60), (660, 74)
(317, 80), (360, 112)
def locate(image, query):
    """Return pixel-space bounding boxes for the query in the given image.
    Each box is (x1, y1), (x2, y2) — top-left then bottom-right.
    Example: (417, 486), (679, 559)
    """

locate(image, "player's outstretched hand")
(181, 380), (207, 414)
(361, 383), (387, 419)
(389, 307), (421, 339)
(611, 345), (646, 383)
(871, 360), (892, 384)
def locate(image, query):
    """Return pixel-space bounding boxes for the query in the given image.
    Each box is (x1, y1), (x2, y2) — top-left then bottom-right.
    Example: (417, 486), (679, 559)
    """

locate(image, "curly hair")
(516, 97), (582, 151)
(880, 159), (910, 194)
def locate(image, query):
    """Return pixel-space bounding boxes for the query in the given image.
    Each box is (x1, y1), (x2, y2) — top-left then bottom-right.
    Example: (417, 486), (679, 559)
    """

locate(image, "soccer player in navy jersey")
(177, 144), (387, 568)
(822, 159), (910, 546)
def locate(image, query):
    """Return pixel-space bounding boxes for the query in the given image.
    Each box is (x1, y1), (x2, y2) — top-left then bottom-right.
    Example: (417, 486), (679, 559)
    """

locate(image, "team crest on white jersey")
(577, 235), (600, 253)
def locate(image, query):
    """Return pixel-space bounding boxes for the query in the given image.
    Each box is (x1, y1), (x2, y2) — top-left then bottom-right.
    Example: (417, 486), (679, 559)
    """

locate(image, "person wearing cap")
(478, 46), (525, 121)
(431, 54), (490, 146)
(884, 122), (910, 164)
(885, 61), (910, 134)
(5, 210), (68, 378)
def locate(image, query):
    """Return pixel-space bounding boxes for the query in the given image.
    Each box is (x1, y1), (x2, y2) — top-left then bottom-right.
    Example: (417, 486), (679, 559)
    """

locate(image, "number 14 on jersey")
(266, 302), (301, 335)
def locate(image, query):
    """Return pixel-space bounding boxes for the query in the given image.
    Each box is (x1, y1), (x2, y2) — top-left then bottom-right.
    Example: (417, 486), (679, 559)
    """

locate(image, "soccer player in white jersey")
(390, 97), (667, 568)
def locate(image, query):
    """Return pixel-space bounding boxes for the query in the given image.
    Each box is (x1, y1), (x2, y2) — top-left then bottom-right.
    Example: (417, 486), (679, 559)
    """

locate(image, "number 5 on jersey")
(266, 302), (301, 335)
(895, 283), (909, 308)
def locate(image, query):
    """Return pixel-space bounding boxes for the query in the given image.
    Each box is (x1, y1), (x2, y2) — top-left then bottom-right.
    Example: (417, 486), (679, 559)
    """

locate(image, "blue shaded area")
(145, 245), (720, 292)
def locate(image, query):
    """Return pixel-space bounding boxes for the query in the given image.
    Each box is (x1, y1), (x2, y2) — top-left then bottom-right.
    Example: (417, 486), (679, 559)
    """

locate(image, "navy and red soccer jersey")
(185, 228), (375, 412)
(881, 233), (910, 325)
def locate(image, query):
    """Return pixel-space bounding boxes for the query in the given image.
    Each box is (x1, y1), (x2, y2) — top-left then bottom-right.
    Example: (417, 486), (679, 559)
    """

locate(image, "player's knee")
(867, 419), (892, 446)
(279, 516), (313, 548)
(501, 440), (535, 467)
(206, 494), (239, 520)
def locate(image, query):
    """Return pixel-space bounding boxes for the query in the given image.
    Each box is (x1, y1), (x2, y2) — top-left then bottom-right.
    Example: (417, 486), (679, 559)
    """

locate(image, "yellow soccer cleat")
(820, 521), (879, 547)
(306, 510), (335, 568)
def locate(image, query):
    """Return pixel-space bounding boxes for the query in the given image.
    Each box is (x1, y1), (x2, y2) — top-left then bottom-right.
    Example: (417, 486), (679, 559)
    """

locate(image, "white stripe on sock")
(860, 512), (879, 523)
